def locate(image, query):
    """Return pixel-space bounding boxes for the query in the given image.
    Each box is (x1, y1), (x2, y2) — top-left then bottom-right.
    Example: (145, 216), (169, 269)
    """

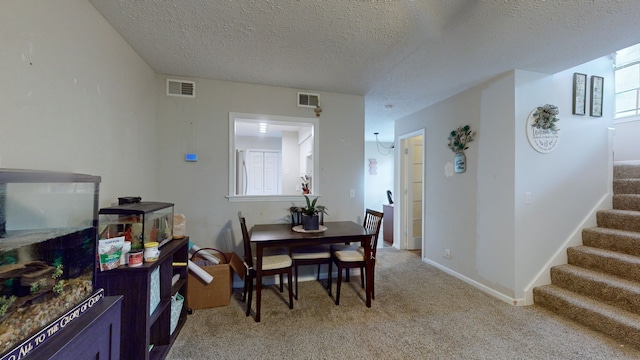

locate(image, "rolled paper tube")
(188, 260), (214, 284)
(188, 244), (220, 265)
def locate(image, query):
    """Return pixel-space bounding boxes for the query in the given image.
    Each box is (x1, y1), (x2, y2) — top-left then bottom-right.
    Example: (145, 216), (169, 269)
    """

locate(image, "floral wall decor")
(531, 104), (560, 132)
(526, 104), (561, 153)
(447, 125), (475, 173)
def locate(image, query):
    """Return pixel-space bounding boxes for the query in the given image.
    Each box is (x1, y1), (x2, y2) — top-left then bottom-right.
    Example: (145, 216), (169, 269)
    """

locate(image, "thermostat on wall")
(185, 153), (198, 162)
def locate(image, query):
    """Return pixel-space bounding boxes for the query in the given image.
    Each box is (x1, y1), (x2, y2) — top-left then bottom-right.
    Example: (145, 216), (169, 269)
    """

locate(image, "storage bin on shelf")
(149, 267), (160, 315)
(170, 293), (184, 335)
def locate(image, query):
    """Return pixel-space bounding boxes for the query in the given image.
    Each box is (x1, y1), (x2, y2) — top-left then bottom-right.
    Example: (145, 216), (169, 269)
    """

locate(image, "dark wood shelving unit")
(24, 296), (123, 360)
(96, 237), (189, 360)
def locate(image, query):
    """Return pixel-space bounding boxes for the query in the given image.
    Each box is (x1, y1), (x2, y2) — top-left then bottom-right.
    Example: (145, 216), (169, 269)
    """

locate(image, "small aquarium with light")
(0, 169), (101, 358)
(98, 202), (174, 250)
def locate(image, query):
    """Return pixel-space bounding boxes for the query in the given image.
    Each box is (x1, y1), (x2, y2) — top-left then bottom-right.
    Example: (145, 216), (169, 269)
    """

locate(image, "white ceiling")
(89, 1), (640, 142)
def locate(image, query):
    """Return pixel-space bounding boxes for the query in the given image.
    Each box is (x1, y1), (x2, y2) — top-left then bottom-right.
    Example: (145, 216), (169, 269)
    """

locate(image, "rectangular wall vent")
(167, 79), (196, 98)
(297, 92), (319, 108)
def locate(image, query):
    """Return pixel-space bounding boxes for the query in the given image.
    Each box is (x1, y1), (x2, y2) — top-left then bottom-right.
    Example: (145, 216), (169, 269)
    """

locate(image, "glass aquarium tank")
(98, 202), (174, 250)
(0, 169), (100, 357)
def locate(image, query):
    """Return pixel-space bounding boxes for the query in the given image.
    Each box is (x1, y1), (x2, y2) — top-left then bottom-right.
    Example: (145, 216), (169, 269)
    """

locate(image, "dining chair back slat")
(239, 212), (253, 269)
(363, 209), (383, 259)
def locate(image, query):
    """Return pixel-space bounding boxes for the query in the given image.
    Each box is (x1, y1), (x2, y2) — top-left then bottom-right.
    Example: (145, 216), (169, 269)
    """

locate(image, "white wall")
(395, 56), (614, 304)
(235, 136), (281, 150)
(0, 1), (366, 262)
(154, 76), (366, 253)
(516, 59), (614, 302)
(477, 72), (517, 298)
(396, 86), (488, 292)
(613, 119), (640, 161)
(364, 141), (394, 212)
(0, 0), (159, 208)
(364, 141), (394, 244)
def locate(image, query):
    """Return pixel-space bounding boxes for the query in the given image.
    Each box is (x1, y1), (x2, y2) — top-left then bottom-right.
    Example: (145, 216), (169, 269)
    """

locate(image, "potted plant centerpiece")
(301, 195), (328, 231)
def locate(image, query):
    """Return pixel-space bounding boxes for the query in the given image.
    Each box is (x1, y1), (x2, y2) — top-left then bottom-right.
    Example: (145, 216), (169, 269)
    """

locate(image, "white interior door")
(408, 136), (423, 250)
(263, 152), (279, 195)
(247, 150), (281, 195)
(400, 132), (424, 251)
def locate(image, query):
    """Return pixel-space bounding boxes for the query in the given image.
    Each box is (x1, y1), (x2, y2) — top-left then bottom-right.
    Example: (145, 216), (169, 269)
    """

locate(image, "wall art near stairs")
(447, 125), (475, 173)
(526, 104), (560, 153)
(533, 162), (640, 348)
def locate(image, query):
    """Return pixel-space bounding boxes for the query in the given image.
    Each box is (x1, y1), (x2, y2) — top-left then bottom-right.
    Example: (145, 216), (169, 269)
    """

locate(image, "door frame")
(397, 129), (425, 252)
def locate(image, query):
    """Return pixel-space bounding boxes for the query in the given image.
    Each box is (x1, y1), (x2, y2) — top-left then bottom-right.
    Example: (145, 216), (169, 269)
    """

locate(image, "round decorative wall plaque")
(526, 109), (560, 153)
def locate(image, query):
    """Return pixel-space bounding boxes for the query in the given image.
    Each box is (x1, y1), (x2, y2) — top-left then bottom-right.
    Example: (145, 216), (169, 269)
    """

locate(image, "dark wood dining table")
(250, 221), (374, 322)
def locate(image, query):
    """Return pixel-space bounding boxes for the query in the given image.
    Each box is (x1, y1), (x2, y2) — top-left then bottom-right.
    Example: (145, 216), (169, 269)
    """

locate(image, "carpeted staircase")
(534, 162), (640, 347)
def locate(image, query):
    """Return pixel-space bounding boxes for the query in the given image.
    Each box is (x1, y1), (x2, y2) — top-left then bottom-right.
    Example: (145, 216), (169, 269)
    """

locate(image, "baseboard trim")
(424, 258), (526, 306)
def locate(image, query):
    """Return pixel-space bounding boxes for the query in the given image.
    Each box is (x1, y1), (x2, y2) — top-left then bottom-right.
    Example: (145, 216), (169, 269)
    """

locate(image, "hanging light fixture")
(374, 132), (394, 155)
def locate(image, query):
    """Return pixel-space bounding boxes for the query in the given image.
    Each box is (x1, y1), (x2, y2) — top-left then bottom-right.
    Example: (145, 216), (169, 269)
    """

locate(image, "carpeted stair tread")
(614, 163), (640, 180)
(596, 209), (640, 232)
(613, 179), (640, 195)
(568, 245), (640, 282)
(613, 194), (640, 211)
(551, 264), (640, 313)
(582, 227), (640, 256)
(533, 284), (640, 348)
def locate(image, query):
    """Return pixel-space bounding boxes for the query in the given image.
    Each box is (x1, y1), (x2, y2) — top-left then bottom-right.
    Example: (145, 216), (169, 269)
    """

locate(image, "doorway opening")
(399, 130), (424, 255)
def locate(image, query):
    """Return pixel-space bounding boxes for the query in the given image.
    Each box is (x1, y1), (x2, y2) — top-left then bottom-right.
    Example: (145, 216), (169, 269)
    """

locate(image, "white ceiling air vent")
(297, 92), (319, 108)
(167, 79), (196, 98)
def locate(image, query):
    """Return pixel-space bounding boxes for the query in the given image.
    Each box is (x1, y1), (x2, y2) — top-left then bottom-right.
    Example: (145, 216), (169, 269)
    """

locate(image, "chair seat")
(255, 253), (292, 270)
(252, 247), (292, 270)
(291, 245), (331, 260)
(332, 245), (365, 262)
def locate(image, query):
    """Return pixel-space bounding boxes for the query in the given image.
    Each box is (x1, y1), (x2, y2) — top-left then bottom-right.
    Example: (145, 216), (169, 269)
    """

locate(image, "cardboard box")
(187, 252), (244, 309)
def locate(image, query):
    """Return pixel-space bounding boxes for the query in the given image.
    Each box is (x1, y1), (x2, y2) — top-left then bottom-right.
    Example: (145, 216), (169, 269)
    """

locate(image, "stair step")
(582, 227), (640, 256)
(551, 264), (640, 313)
(613, 179), (640, 195)
(533, 284), (640, 348)
(596, 209), (640, 232)
(535, 162), (640, 347)
(568, 246), (640, 282)
(613, 194), (640, 211)
(614, 163), (640, 180)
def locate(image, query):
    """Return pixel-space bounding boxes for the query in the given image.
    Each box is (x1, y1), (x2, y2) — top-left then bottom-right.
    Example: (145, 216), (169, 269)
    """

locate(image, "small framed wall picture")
(572, 73), (587, 115)
(590, 75), (604, 117)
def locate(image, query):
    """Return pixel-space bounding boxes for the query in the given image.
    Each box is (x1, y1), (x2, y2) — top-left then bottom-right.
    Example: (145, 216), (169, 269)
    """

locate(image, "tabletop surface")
(250, 221), (368, 243)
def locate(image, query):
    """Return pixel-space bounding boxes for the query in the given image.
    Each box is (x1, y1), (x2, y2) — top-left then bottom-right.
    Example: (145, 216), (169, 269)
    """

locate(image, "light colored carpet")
(167, 248), (640, 359)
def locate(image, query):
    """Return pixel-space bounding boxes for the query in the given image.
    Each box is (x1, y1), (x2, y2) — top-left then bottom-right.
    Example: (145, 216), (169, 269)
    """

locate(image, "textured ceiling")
(89, 0), (640, 142)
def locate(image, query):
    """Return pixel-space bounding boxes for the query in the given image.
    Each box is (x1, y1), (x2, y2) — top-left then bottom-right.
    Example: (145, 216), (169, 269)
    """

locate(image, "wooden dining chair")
(290, 245), (332, 299)
(289, 206), (332, 299)
(238, 212), (294, 320)
(329, 209), (383, 305)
